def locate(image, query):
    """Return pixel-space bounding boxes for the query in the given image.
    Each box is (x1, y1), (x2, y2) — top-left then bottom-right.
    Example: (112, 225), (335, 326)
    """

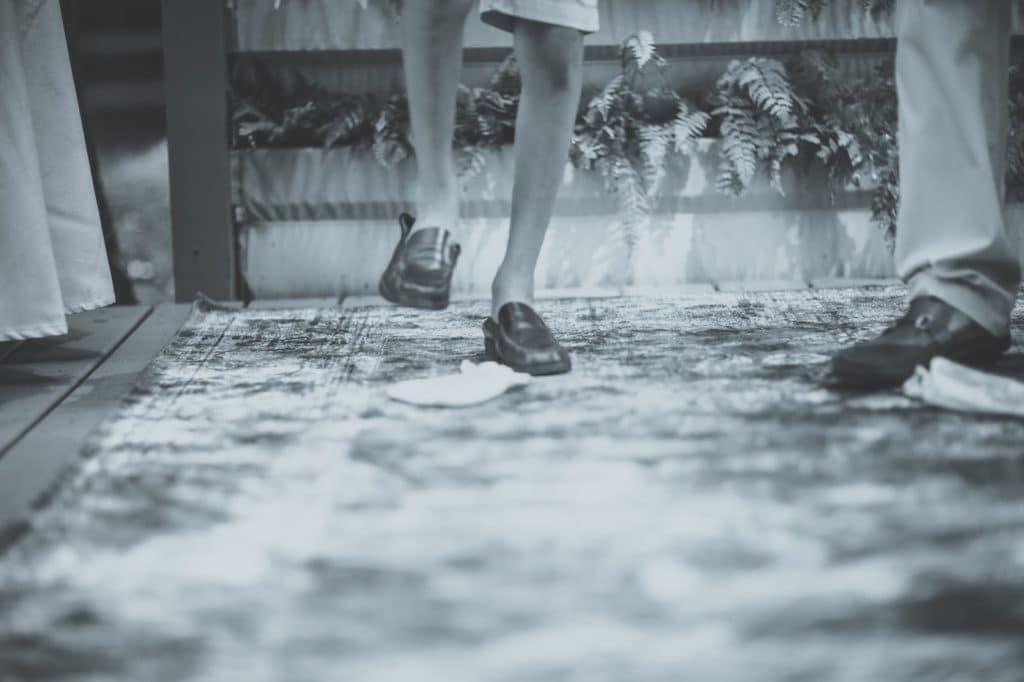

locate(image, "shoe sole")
(829, 337), (1011, 389)
(378, 277), (450, 311)
(483, 335), (572, 377)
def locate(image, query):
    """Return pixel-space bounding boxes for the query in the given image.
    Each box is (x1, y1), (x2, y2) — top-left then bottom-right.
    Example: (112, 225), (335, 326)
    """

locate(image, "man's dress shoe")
(829, 296), (1010, 389)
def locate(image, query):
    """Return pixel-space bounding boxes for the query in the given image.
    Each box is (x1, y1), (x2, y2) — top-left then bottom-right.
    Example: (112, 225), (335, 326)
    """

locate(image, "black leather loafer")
(379, 213), (461, 310)
(829, 296), (1011, 389)
(483, 302), (571, 376)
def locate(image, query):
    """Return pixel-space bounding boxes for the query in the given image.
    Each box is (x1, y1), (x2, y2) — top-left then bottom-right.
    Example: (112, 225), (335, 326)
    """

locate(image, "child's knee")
(421, 0), (475, 25)
(523, 25), (584, 91)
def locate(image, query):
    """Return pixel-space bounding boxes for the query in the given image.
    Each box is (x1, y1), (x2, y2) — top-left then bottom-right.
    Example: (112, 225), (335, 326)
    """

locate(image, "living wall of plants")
(234, 2), (1024, 245)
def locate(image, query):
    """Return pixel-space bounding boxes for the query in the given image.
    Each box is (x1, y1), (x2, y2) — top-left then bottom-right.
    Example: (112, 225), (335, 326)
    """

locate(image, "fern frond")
(716, 106), (759, 189)
(456, 145), (488, 181)
(737, 58), (795, 120)
(715, 163), (746, 197)
(570, 133), (607, 172)
(761, 127), (798, 194)
(593, 75), (627, 119)
(672, 102), (710, 154)
(488, 53), (522, 95)
(775, 0), (808, 27)
(318, 99), (370, 148)
(774, 0), (837, 25)
(638, 123), (673, 197)
(600, 157), (648, 279)
(622, 31), (658, 71)
(372, 96), (411, 167)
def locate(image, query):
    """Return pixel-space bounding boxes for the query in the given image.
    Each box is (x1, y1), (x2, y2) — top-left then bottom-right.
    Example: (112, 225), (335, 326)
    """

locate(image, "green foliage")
(775, 0), (828, 28)
(372, 94), (412, 167)
(451, 55), (521, 180)
(571, 32), (709, 257)
(789, 50), (898, 239)
(234, 91), (378, 150)
(1007, 66), (1024, 204)
(710, 58), (806, 195)
(232, 61), (379, 150)
(774, 0), (893, 25)
(230, 30), (1024, 250)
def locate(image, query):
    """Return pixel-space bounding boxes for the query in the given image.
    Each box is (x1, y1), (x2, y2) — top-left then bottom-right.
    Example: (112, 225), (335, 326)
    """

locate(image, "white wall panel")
(238, 210), (898, 299)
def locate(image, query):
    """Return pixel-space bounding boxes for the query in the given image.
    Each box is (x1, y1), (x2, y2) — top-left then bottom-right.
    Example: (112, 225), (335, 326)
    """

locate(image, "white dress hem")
(0, 295), (115, 342)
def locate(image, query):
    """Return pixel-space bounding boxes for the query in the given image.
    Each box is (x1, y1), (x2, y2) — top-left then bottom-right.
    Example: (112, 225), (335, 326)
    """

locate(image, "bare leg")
(491, 20), (584, 318)
(400, 0), (475, 232)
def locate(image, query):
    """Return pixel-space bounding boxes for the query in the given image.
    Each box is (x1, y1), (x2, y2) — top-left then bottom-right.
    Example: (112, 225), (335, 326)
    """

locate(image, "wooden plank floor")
(0, 307), (151, 456)
(0, 304), (190, 530)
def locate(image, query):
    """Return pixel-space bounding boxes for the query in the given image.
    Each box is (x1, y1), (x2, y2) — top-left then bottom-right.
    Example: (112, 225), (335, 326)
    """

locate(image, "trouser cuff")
(907, 271), (1013, 337)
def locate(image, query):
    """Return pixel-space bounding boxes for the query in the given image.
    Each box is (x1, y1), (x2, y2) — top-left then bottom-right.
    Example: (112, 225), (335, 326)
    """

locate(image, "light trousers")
(895, 0), (1020, 336)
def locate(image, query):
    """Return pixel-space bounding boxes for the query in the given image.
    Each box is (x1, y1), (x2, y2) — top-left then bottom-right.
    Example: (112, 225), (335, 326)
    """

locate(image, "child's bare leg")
(401, 0), (475, 232)
(492, 20), (584, 317)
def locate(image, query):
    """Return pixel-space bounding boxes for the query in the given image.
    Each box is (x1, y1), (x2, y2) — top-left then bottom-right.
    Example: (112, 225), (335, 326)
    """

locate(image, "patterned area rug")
(2, 287), (1024, 682)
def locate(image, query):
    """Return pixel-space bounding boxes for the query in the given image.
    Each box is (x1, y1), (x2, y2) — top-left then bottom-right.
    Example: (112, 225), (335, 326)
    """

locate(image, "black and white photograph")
(1, 1), (1024, 679)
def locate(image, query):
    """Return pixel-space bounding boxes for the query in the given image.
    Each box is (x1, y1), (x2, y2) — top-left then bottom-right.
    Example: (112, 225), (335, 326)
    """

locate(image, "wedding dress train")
(0, 0), (114, 341)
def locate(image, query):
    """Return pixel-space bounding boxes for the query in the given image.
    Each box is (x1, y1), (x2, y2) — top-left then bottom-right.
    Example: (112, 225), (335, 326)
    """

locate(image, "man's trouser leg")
(895, 0), (1020, 337)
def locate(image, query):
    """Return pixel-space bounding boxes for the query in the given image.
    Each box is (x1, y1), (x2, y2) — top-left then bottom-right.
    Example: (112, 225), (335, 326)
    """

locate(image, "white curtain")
(0, 0), (114, 342)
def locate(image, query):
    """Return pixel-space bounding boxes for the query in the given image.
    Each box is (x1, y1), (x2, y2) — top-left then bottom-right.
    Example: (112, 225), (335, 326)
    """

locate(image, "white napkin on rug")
(386, 361), (532, 407)
(903, 357), (1024, 418)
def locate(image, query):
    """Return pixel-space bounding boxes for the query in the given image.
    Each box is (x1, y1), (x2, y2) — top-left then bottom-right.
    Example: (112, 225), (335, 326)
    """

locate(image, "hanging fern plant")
(788, 49), (897, 239)
(571, 31), (709, 268)
(452, 54), (521, 181)
(709, 57), (810, 196)
(231, 27), (1024, 251)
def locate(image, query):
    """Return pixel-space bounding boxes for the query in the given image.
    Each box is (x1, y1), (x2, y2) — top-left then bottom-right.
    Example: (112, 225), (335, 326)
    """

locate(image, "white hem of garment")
(0, 295), (116, 342)
(480, 0), (600, 33)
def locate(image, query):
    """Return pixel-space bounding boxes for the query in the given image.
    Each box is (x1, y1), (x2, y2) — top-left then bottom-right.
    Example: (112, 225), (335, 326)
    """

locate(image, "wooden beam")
(0, 304), (191, 533)
(162, 0), (236, 301)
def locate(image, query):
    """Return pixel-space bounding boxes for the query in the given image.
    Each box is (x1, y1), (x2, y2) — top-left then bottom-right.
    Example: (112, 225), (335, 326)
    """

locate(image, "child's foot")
(490, 269), (535, 320)
(483, 302), (571, 376)
(379, 213), (461, 310)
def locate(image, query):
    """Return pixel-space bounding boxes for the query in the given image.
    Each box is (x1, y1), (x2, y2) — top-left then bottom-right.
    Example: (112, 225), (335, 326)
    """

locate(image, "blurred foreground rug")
(2, 287), (1024, 682)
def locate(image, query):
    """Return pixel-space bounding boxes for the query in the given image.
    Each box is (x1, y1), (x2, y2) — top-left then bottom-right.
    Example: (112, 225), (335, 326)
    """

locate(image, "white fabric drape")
(0, 0), (114, 342)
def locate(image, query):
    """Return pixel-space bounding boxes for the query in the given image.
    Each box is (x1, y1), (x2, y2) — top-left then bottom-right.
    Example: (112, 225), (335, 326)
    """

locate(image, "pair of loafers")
(379, 214), (571, 376)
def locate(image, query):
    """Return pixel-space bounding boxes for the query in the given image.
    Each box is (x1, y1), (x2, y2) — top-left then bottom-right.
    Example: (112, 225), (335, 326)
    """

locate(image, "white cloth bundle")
(903, 357), (1024, 418)
(386, 361), (532, 407)
(0, 0), (114, 341)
